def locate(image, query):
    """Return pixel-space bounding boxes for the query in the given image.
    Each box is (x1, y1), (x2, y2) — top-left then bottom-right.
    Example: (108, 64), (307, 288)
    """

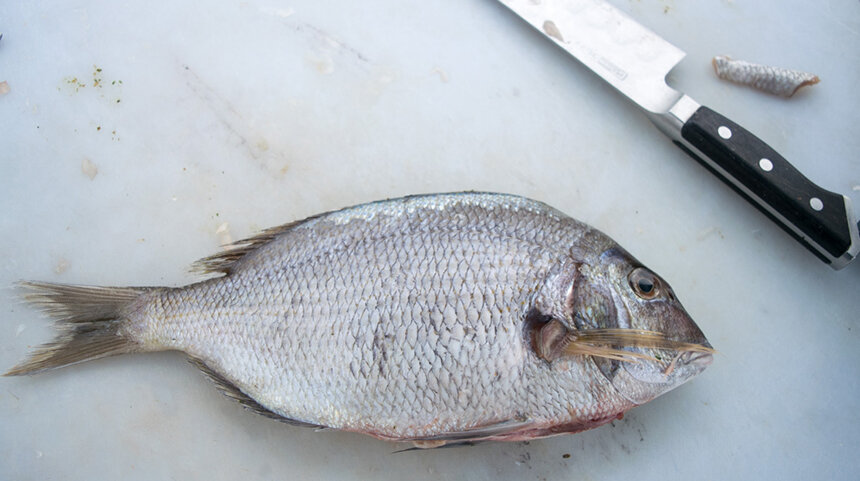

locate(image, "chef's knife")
(498, 0), (859, 270)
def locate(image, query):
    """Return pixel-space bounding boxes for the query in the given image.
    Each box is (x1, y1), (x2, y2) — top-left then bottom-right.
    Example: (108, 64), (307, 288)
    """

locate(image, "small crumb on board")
(216, 222), (233, 248)
(54, 258), (70, 274)
(81, 158), (99, 180)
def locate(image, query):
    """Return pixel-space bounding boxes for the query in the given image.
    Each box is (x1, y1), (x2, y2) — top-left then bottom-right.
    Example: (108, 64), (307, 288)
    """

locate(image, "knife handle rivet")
(759, 158), (774, 172)
(810, 197), (824, 212)
(717, 126), (732, 139)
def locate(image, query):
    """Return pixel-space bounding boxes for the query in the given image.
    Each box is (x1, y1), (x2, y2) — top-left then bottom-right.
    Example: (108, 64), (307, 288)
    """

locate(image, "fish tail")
(4, 281), (151, 376)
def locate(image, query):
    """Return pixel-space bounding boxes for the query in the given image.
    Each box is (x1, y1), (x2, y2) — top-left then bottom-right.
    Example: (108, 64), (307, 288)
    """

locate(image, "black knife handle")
(679, 106), (852, 264)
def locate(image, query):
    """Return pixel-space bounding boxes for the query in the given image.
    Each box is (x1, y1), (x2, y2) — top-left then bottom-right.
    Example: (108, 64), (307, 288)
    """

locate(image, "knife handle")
(677, 106), (858, 269)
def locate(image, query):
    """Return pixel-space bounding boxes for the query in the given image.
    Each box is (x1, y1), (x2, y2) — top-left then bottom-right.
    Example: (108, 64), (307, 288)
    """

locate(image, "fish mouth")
(612, 340), (713, 387)
(685, 350), (714, 367)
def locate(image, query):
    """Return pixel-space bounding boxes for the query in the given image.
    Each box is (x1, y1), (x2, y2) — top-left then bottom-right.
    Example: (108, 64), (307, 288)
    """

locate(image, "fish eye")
(628, 267), (660, 300)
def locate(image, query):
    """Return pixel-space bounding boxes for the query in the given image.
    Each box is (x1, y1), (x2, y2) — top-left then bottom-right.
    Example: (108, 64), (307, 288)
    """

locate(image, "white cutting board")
(1, 1), (858, 480)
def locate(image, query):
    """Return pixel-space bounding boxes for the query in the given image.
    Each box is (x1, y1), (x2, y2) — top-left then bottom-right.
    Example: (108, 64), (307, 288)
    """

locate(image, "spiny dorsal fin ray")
(187, 356), (323, 428)
(188, 192), (537, 276)
(189, 214), (324, 275)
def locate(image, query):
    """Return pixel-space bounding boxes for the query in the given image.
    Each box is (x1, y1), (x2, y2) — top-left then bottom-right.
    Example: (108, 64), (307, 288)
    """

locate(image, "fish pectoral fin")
(187, 356), (324, 429)
(405, 417), (533, 446)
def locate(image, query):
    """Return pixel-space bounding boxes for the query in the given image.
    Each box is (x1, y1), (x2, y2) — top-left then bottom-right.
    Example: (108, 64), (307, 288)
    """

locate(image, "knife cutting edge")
(498, 0), (860, 270)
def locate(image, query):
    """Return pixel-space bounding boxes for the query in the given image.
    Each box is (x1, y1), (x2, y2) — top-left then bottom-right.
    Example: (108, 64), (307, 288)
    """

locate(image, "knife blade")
(498, 0), (860, 270)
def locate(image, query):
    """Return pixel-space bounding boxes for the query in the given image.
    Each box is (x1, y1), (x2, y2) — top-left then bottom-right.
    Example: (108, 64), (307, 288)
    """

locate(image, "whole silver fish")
(5, 192), (712, 447)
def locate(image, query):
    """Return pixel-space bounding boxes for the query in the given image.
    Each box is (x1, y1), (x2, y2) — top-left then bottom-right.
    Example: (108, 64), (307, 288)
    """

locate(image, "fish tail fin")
(4, 281), (151, 376)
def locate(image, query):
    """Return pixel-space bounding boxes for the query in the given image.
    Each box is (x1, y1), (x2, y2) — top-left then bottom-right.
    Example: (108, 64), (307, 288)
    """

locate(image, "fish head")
(580, 246), (712, 404)
(532, 241), (712, 405)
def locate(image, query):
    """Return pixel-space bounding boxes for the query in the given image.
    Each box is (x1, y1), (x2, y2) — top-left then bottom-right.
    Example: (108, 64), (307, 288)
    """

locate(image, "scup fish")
(5, 192), (712, 447)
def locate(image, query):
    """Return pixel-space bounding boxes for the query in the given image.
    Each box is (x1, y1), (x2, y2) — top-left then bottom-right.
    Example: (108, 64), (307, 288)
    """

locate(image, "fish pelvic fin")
(4, 281), (150, 376)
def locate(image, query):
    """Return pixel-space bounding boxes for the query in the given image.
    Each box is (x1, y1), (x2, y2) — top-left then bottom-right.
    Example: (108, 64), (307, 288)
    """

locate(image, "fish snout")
(681, 350), (714, 367)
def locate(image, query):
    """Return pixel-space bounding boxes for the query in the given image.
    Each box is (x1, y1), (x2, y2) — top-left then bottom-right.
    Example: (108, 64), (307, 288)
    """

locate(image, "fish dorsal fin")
(189, 192), (560, 276)
(188, 357), (323, 428)
(190, 215), (323, 275)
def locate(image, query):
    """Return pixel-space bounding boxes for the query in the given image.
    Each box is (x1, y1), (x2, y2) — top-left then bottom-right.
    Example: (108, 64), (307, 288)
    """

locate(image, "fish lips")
(610, 349), (713, 405)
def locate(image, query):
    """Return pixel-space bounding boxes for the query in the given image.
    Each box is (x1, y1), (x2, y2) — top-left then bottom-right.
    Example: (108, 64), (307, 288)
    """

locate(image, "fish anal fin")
(404, 416), (533, 446)
(393, 440), (482, 453)
(188, 357), (323, 428)
(410, 439), (448, 450)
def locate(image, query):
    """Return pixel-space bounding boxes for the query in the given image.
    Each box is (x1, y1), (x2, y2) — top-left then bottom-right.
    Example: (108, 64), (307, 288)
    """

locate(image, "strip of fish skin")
(712, 55), (819, 97)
